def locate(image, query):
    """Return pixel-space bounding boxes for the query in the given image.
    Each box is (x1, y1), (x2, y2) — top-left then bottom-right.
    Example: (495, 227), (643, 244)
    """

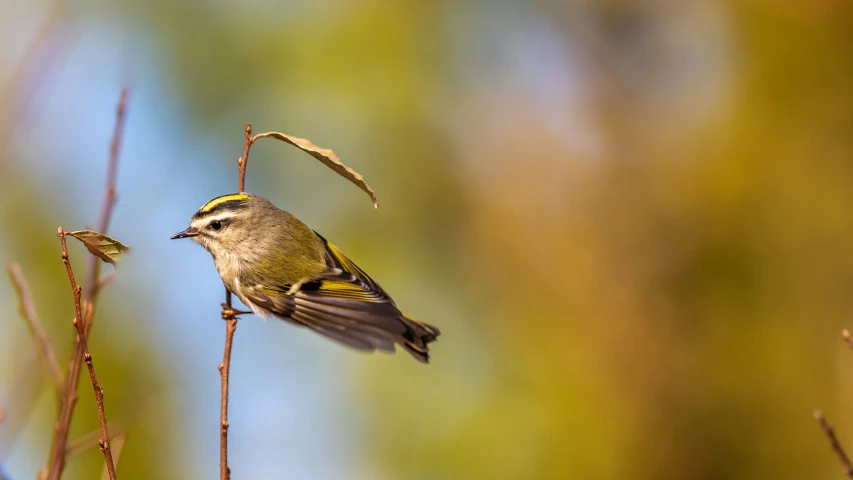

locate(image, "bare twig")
(237, 124), (253, 194)
(7, 264), (64, 395)
(815, 410), (853, 478)
(86, 88), (130, 307)
(46, 308), (90, 479)
(56, 228), (116, 479)
(47, 90), (128, 480)
(219, 290), (239, 480)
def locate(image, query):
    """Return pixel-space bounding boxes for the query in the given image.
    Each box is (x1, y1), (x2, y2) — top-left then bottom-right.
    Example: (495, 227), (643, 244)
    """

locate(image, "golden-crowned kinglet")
(171, 193), (440, 363)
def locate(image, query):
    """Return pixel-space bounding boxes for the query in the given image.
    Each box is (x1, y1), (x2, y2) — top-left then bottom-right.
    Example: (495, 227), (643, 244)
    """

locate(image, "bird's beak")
(170, 227), (200, 240)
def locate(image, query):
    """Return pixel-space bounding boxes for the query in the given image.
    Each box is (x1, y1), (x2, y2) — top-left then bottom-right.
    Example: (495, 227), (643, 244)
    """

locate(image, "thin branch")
(237, 124), (253, 194)
(46, 89), (129, 480)
(46, 309), (90, 479)
(219, 290), (239, 480)
(0, 406), (5, 425)
(86, 88), (130, 307)
(7, 263), (65, 395)
(56, 228), (116, 479)
(815, 410), (853, 478)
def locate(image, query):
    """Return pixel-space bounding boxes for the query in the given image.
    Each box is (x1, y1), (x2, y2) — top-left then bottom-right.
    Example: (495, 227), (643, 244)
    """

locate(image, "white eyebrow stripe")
(193, 211), (240, 226)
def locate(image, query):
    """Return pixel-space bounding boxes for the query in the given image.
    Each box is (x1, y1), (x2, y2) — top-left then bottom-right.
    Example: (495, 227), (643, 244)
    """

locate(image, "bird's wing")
(241, 234), (440, 362)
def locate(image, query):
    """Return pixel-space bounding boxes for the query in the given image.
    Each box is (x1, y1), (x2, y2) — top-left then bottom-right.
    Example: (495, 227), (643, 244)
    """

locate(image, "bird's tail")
(400, 315), (441, 364)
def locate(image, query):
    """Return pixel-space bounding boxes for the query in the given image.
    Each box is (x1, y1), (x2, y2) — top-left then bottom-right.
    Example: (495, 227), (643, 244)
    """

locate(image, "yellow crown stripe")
(201, 193), (250, 212)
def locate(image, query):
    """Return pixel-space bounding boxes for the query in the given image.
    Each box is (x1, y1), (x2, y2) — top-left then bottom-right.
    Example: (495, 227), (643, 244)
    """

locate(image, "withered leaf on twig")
(253, 131), (378, 208)
(67, 230), (129, 265)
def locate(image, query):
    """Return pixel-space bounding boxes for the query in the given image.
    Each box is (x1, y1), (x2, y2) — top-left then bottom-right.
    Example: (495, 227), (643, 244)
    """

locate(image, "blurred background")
(1, 0), (853, 478)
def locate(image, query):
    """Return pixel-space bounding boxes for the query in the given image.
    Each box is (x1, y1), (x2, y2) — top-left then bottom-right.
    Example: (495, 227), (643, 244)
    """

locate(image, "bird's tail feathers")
(400, 315), (441, 364)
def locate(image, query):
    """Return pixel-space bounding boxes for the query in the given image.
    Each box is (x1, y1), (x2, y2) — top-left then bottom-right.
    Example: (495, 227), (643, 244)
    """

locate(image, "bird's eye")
(210, 221), (222, 231)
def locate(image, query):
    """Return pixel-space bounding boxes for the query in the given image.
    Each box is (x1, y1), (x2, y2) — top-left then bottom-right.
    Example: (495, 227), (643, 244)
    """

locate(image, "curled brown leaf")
(66, 230), (129, 265)
(252, 131), (378, 208)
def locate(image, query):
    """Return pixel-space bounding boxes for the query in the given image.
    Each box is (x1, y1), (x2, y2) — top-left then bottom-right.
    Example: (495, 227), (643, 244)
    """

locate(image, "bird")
(171, 192), (440, 363)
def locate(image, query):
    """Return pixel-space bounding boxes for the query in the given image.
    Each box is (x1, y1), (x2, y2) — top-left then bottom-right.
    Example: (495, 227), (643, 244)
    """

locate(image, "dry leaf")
(253, 131), (378, 208)
(67, 230), (129, 265)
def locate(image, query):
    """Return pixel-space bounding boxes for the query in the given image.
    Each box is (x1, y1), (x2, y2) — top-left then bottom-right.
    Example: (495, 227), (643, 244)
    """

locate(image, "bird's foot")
(220, 303), (251, 319)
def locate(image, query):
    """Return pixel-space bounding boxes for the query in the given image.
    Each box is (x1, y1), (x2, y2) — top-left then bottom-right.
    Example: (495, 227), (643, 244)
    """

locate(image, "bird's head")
(170, 192), (277, 258)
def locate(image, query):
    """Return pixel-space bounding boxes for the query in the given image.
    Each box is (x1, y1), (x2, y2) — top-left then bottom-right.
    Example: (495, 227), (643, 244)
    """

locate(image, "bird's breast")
(212, 251), (243, 291)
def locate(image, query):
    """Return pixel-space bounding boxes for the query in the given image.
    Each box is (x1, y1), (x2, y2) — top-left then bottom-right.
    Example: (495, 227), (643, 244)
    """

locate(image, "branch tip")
(815, 410), (853, 478)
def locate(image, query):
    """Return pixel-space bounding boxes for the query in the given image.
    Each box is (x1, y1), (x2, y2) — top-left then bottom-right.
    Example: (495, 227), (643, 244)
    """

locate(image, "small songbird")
(171, 193), (440, 363)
